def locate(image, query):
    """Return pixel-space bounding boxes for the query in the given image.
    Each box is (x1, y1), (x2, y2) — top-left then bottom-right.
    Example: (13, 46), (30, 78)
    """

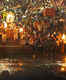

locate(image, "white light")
(19, 28), (23, 32)
(8, 14), (11, 18)
(8, 14), (14, 18)
(3, 21), (7, 28)
(6, 13), (15, 23)
(22, 15), (26, 18)
(62, 34), (65, 40)
(7, 0), (9, 2)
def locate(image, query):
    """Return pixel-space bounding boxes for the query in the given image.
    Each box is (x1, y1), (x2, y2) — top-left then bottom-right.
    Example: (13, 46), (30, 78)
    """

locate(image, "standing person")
(2, 31), (7, 42)
(7, 23), (13, 40)
(13, 26), (19, 40)
(10, 29), (14, 40)
(0, 23), (3, 40)
(52, 40), (57, 62)
(6, 27), (10, 40)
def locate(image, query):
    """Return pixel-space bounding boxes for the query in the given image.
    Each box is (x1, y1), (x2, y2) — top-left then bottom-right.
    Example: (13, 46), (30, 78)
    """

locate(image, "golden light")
(63, 57), (66, 63)
(18, 63), (23, 66)
(59, 18), (64, 22)
(62, 34), (66, 40)
(62, 34), (66, 44)
(19, 28), (23, 32)
(40, 7), (44, 11)
(6, 12), (15, 23)
(54, 32), (56, 34)
(61, 67), (64, 71)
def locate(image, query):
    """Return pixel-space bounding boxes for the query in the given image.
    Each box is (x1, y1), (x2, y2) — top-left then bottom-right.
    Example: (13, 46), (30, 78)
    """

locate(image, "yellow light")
(61, 67), (64, 71)
(62, 34), (66, 44)
(63, 57), (66, 63)
(6, 12), (15, 23)
(54, 32), (56, 34)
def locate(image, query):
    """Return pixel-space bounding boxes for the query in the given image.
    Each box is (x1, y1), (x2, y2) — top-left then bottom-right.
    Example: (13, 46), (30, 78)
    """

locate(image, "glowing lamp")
(62, 34), (65, 40)
(6, 12), (15, 23)
(7, 0), (9, 2)
(62, 34), (66, 44)
(19, 28), (23, 32)
(3, 21), (7, 28)
(61, 67), (64, 71)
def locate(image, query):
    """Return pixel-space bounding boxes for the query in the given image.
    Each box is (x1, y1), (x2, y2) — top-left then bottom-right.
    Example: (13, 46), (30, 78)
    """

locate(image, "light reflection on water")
(0, 54), (66, 74)
(0, 58), (24, 74)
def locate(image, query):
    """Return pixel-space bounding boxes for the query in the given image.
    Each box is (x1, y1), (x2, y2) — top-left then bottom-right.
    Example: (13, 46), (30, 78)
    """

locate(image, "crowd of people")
(0, 0), (64, 51)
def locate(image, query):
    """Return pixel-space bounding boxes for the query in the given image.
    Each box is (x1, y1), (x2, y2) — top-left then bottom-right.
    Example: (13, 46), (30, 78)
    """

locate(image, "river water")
(0, 52), (65, 74)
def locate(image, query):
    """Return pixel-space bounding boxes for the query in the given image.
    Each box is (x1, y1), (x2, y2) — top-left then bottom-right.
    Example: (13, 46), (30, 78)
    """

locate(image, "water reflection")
(0, 58), (24, 74)
(0, 54), (66, 74)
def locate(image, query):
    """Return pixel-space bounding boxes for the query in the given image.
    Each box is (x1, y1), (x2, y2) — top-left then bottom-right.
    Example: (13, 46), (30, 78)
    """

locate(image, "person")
(2, 30), (7, 42)
(1, 71), (10, 80)
(13, 26), (18, 40)
(10, 29), (14, 40)
(6, 27), (10, 40)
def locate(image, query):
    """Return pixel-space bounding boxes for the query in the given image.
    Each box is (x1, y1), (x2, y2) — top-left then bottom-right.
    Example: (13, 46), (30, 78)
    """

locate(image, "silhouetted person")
(1, 71), (10, 80)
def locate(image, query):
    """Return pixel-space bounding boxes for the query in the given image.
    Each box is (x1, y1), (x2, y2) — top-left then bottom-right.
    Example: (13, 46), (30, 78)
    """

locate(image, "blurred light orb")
(62, 34), (65, 40)
(6, 12), (15, 23)
(3, 21), (7, 28)
(7, 0), (9, 2)
(62, 34), (66, 44)
(61, 67), (64, 71)
(19, 28), (23, 32)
